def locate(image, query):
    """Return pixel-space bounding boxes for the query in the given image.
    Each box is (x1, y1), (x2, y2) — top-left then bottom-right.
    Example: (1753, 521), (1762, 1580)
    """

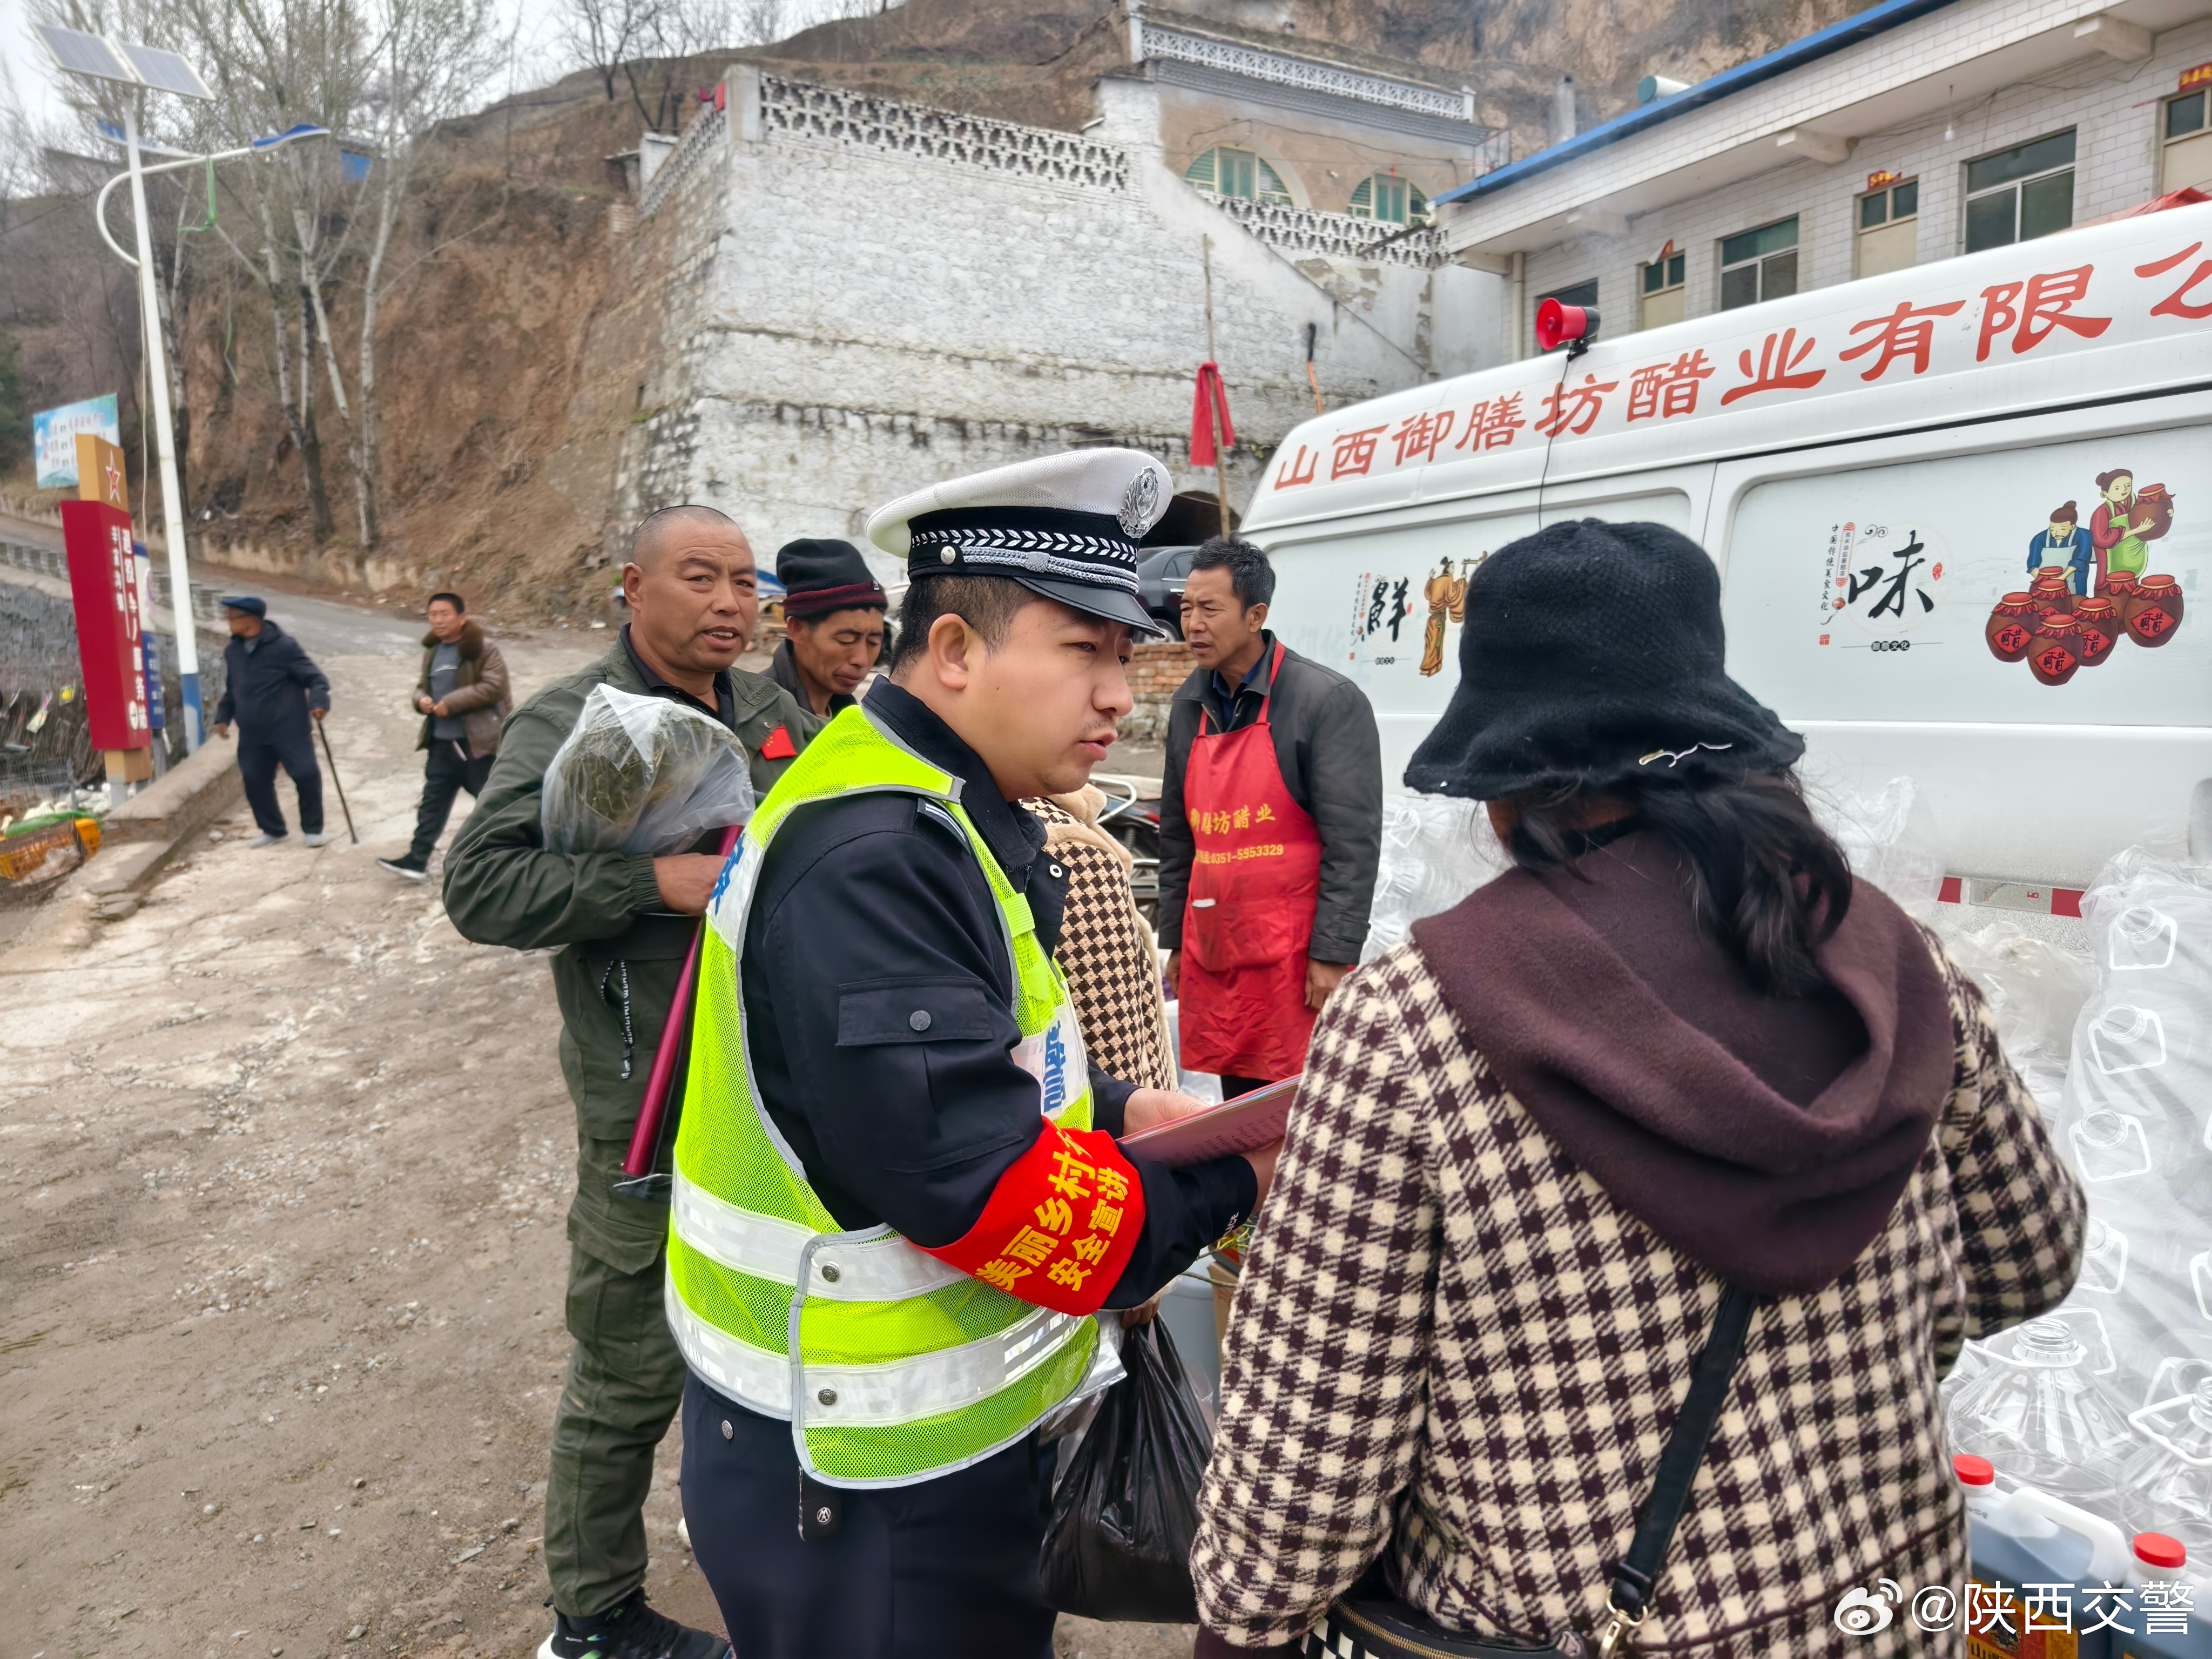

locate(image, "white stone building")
(617, 8), (1513, 568)
(1434, 0), (2212, 359)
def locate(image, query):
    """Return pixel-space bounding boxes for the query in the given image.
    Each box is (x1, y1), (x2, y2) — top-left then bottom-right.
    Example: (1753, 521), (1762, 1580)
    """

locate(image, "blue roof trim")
(1434, 0), (1964, 207)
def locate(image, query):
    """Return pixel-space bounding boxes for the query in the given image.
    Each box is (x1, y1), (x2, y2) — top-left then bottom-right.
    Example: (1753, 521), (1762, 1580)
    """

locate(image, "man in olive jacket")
(443, 505), (819, 1659)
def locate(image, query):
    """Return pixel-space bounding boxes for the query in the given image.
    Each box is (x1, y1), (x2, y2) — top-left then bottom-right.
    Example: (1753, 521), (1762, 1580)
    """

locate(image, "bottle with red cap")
(2113, 1532), (2209, 1659)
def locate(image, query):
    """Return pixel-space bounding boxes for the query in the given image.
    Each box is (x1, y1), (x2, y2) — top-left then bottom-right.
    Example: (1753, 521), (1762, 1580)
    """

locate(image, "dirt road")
(0, 600), (1189, 1658)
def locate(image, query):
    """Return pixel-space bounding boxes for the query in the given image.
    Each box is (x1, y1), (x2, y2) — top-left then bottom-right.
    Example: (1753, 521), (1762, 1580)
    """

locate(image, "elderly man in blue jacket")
(2026, 501), (2095, 597)
(213, 596), (333, 848)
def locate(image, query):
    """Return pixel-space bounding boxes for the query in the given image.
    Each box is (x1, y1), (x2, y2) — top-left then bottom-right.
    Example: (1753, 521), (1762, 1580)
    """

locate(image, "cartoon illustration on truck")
(1987, 474), (2183, 680)
(1418, 558), (1471, 677)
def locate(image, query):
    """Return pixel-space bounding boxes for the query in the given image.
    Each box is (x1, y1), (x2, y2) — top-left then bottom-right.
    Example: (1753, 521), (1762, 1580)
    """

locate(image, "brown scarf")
(1411, 832), (1954, 1297)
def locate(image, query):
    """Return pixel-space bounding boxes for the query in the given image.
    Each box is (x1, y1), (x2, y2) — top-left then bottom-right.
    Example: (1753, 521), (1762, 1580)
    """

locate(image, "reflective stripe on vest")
(667, 705), (1104, 1488)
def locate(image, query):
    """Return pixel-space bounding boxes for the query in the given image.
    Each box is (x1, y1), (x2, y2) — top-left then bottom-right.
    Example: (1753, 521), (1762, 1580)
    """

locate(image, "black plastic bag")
(1040, 1316), (1215, 1623)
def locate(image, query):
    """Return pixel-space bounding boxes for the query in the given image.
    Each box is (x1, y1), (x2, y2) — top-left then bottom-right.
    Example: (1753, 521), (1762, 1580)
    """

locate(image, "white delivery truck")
(1240, 200), (2212, 909)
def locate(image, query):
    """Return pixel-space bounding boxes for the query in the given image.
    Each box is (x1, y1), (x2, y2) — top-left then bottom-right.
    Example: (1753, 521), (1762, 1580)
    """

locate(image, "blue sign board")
(32, 395), (122, 489)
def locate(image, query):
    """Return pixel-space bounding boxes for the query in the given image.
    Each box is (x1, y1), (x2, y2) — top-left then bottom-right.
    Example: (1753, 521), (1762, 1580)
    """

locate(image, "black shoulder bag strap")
(1589, 1284), (1760, 1658)
(1312, 1285), (1760, 1659)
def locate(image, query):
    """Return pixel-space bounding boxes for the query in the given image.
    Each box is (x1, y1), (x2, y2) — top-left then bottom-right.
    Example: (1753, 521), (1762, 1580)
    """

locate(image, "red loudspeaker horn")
(1536, 296), (1600, 354)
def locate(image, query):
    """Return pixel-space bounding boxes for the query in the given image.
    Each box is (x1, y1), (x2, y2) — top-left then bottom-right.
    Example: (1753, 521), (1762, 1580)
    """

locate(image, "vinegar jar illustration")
(2103, 568), (2142, 606)
(1948, 1318), (2141, 1502)
(2029, 612), (2084, 686)
(2031, 567), (2077, 615)
(2121, 1380), (2212, 1555)
(2072, 597), (2122, 666)
(1986, 593), (2040, 662)
(2128, 575), (2186, 648)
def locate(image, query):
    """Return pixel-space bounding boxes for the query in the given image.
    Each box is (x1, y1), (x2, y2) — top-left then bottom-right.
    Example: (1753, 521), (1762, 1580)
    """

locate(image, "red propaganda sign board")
(62, 498), (151, 751)
(2181, 60), (2212, 91)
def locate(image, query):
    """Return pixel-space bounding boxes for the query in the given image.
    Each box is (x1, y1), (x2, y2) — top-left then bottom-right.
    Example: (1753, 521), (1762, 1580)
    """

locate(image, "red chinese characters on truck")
(1268, 228), (2212, 491)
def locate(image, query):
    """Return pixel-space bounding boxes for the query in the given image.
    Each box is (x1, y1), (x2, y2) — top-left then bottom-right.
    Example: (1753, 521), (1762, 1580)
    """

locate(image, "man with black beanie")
(768, 538), (888, 716)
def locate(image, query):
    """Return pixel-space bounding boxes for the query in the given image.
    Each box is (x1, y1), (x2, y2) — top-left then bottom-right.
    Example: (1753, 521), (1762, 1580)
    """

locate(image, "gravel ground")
(0, 603), (1192, 1658)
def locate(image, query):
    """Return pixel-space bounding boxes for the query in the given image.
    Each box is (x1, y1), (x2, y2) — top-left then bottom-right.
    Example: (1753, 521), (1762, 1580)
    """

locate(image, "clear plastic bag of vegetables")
(540, 684), (756, 854)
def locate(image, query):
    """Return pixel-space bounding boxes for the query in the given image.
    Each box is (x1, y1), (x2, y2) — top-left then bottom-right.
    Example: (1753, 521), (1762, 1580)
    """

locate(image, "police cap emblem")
(1118, 469), (1161, 541)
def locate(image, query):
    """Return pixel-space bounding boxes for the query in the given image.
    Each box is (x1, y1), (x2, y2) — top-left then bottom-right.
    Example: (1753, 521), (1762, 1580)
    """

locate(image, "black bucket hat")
(1404, 518), (1804, 800)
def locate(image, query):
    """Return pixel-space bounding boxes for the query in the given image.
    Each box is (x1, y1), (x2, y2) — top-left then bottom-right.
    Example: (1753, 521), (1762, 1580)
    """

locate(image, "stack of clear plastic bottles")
(1359, 792), (1506, 965)
(1348, 777), (2212, 1619)
(1943, 845), (2212, 1629)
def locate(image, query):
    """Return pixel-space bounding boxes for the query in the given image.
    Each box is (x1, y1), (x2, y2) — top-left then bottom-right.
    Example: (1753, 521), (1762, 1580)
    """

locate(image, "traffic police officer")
(670, 450), (1275, 1657)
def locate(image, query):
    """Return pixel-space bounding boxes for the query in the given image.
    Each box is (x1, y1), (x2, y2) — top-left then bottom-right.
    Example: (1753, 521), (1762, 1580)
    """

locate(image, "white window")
(1964, 130), (2074, 253)
(1348, 173), (1428, 226)
(1184, 146), (1292, 204)
(1719, 217), (1798, 310)
(1640, 249), (1685, 329)
(1856, 178), (1918, 278)
(2164, 86), (2212, 194)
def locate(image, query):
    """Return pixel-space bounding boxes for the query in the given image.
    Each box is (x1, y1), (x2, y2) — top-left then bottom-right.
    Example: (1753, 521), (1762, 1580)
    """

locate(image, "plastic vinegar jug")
(1960, 1456), (2133, 1659)
(2111, 1533), (2212, 1659)
(2123, 1382), (2212, 1557)
(1951, 1318), (2141, 1502)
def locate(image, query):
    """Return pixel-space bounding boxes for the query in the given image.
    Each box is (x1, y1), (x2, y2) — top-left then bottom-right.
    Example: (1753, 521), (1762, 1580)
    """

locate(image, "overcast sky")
(4, 1), (878, 145)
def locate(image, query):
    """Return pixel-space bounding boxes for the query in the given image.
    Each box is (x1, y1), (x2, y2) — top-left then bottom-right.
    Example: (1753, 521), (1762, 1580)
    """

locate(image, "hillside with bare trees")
(1, 0), (1880, 619)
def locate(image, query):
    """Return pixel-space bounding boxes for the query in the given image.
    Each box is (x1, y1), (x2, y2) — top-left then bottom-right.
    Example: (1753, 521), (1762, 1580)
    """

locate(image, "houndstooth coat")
(1190, 932), (2085, 1656)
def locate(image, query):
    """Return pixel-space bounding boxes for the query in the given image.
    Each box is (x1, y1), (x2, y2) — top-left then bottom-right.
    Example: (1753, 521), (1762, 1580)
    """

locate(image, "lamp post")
(34, 26), (330, 753)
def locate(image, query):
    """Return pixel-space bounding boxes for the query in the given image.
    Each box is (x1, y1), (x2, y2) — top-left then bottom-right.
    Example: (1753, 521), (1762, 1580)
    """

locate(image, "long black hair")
(1501, 770), (1853, 995)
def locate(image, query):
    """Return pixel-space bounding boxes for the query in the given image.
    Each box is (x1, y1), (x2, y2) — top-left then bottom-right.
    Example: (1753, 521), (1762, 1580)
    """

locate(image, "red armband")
(914, 1122), (1147, 1316)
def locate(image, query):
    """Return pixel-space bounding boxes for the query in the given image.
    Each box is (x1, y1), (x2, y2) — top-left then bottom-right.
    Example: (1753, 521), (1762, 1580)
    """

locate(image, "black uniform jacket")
(739, 680), (1257, 1310)
(213, 621), (331, 742)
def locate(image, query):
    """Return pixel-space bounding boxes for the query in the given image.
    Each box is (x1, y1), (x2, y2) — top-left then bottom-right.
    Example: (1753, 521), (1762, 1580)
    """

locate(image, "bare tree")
(734, 0), (784, 48)
(564, 0), (660, 105)
(165, 0), (376, 542)
(351, 0), (504, 545)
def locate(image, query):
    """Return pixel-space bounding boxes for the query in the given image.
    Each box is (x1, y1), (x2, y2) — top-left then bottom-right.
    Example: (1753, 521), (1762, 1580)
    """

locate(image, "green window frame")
(1963, 130), (2075, 253)
(1857, 178), (1919, 230)
(1184, 146), (1293, 205)
(2168, 87), (2208, 141)
(1641, 251), (1685, 295)
(1718, 217), (1799, 311)
(1348, 173), (1429, 226)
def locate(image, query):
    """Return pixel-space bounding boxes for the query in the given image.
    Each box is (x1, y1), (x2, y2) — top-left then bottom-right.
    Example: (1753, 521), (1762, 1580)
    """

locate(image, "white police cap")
(866, 448), (1174, 635)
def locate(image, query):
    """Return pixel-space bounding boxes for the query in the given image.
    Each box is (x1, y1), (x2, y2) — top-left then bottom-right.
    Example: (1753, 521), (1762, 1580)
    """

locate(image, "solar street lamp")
(35, 24), (234, 748)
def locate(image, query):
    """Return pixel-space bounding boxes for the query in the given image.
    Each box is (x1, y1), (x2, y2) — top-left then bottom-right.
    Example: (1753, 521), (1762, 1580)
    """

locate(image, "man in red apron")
(1162, 539), (1384, 1096)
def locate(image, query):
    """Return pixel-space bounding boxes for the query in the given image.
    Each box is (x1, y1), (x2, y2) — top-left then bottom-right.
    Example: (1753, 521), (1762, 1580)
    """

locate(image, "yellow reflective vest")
(666, 706), (1111, 1487)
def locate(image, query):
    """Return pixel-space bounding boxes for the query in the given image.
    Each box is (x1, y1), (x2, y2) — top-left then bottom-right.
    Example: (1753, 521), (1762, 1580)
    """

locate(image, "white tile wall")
(1512, 15), (2212, 354)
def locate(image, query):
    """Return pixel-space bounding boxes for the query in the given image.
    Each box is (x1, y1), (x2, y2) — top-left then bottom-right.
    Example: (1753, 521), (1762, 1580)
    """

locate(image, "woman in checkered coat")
(1189, 522), (2085, 1659)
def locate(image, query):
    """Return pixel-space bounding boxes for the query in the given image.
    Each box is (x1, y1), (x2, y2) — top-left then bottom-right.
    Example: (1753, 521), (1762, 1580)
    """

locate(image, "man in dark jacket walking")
(377, 591), (512, 880)
(442, 504), (819, 1659)
(1160, 538), (1381, 1096)
(212, 596), (332, 848)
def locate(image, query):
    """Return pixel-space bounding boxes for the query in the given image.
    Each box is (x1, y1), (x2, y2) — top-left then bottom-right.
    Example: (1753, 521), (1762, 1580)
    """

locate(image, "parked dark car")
(1136, 544), (1199, 638)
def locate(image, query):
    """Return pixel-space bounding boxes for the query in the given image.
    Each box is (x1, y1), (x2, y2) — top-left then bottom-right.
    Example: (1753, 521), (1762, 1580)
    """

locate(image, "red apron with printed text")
(1177, 642), (1324, 1082)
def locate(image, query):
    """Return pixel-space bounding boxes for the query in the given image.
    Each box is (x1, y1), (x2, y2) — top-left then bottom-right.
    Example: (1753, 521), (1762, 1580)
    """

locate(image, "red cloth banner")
(916, 1120), (1147, 1316)
(1190, 361), (1236, 467)
(62, 499), (150, 751)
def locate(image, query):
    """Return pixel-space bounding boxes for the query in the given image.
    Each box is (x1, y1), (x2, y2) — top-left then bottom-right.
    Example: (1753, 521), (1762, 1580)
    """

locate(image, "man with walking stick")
(442, 505), (818, 1659)
(212, 596), (333, 849)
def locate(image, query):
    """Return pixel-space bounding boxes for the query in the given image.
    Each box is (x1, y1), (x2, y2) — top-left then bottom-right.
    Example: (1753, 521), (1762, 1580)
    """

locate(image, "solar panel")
(119, 42), (214, 100)
(33, 24), (136, 85)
